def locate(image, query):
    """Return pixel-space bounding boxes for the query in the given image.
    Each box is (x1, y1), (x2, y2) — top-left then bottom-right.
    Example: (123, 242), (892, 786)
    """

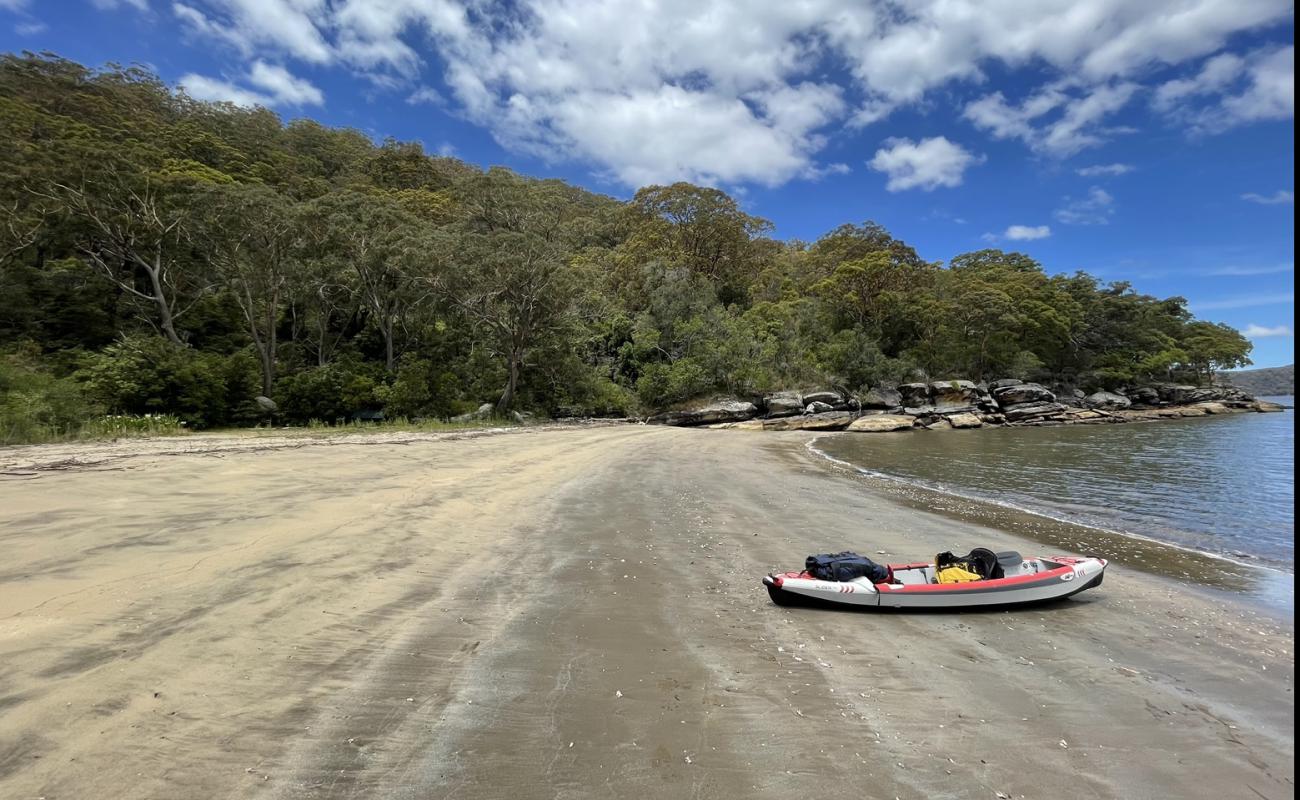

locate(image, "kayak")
(763, 552), (1106, 610)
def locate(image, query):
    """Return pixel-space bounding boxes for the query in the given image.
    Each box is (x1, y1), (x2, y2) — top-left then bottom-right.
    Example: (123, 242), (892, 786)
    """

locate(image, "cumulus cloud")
(1005, 225), (1052, 240)
(869, 136), (981, 192)
(1241, 324), (1293, 338)
(964, 80), (1139, 156)
(1242, 189), (1294, 205)
(156, 0), (1294, 186)
(180, 61), (323, 107)
(247, 61), (323, 105)
(1054, 186), (1115, 225)
(1155, 45), (1294, 133)
(1077, 163), (1133, 177)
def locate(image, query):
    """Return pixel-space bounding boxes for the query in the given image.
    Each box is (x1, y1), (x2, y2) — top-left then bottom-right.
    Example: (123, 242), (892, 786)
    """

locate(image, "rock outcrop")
(992, 382), (1054, 406)
(947, 412), (984, 429)
(846, 414), (916, 432)
(1083, 391), (1131, 410)
(763, 391), (804, 418)
(649, 377), (1278, 432)
(762, 412), (855, 431)
(649, 400), (758, 427)
(859, 387), (902, 408)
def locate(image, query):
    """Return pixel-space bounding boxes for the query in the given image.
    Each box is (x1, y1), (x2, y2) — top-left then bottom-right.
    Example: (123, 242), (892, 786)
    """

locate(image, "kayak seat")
(995, 551), (1023, 578)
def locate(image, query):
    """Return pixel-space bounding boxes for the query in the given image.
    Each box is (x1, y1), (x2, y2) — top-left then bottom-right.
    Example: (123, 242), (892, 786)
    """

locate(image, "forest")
(0, 53), (1253, 441)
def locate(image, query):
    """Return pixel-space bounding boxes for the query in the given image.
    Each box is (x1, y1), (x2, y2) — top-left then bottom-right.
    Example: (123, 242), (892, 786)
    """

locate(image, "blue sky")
(2, 0), (1294, 366)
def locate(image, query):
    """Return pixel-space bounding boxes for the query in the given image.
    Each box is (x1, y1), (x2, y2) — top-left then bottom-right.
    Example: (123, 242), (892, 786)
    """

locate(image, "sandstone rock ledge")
(651, 381), (1284, 433)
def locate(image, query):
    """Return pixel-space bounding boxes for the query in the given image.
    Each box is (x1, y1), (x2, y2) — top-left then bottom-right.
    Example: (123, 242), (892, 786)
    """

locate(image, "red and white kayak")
(763, 553), (1106, 610)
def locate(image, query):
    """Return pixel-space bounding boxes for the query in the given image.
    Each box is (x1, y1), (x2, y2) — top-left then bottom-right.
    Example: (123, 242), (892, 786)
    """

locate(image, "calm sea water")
(815, 398), (1295, 572)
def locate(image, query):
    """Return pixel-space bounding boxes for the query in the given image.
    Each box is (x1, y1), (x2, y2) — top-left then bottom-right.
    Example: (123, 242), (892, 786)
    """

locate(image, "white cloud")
(172, 0), (332, 64)
(180, 62), (323, 107)
(1005, 225), (1052, 240)
(178, 74), (271, 107)
(92, 0), (149, 9)
(1242, 189), (1294, 205)
(158, 0), (1295, 186)
(14, 20), (45, 34)
(964, 80), (1139, 156)
(1241, 324), (1293, 338)
(1054, 186), (1114, 225)
(1155, 45), (1294, 132)
(869, 136), (981, 192)
(1076, 163), (1133, 177)
(0, 0), (28, 9)
(406, 86), (443, 106)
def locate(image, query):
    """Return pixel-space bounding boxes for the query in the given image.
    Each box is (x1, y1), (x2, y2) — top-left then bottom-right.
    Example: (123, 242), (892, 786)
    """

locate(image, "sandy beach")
(0, 425), (1292, 799)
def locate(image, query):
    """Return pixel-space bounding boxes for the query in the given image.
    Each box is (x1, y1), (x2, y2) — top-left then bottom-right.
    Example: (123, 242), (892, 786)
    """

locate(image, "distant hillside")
(1218, 364), (1294, 397)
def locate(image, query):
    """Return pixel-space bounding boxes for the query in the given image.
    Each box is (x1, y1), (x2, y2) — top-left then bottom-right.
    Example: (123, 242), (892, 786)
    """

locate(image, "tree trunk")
(145, 255), (183, 346)
(383, 314), (395, 371)
(497, 351), (522, 412)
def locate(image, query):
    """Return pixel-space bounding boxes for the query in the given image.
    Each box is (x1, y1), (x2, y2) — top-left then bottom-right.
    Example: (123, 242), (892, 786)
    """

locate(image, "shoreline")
(800, 433), (1295, 618)
(0, 426), (1292, 799)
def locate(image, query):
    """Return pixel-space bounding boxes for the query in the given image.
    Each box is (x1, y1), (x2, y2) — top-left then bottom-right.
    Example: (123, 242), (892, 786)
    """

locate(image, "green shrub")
(80, 335), (257, 428)
(0, 350), (99, 444)
(275, 360), (388, 423)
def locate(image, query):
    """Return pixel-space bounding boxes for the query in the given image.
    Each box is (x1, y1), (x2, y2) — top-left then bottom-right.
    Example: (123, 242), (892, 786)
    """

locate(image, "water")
(814, 398), (1295, 573)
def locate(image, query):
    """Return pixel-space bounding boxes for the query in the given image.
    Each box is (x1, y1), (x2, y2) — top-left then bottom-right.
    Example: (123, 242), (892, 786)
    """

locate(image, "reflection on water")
(812, 400), (1294, 608)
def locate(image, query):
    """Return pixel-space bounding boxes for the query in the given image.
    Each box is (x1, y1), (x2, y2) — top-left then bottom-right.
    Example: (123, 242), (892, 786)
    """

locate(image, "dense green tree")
(0, 53), (1256, 438)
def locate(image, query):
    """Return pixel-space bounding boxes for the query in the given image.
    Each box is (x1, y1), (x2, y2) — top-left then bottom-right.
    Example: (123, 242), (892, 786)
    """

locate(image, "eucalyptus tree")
(203, 183), (300, 394)
(311, 191), (434, 371)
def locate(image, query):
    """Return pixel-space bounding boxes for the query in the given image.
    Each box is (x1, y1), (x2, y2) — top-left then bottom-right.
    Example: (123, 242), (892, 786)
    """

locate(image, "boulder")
(846, 414), (916, 432)
(649, 400), (759, 427)
(1153, 384), (1200, 404)
(254, 395), (278, 413)
(801, 390), (842, 406)
(992, 382), (1055, 407)
(925, 418), (953, 430)
(1128, 387), (1161, 406)
(763, 391), (804, 418)
(1254, 400), (1285, 412)
(452, 402), (496, 422)
(1191, 402), (1229, 415)
(860, 387), (902, 408)
(930, 379), (979, 407)
(898, 383), (932, 408)
(947, 412), (984, 429)
(1002, 401), (1068, 422)
(804, 401), (835, 415)
(989, 378), (1023, 390)
(1177, 406), (1208, 417)
(977, 412), (1006, 425)
(1083, 391), (1131, 410)
(762, 411), (855, 431)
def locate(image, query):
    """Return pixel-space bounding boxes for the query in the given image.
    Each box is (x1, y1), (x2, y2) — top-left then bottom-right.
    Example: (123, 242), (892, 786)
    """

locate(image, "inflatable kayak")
(763, 552), (1106, 610)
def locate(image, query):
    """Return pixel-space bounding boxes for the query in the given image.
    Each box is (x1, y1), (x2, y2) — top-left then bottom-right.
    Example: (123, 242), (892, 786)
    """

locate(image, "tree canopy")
(0, 53), (1252, 436)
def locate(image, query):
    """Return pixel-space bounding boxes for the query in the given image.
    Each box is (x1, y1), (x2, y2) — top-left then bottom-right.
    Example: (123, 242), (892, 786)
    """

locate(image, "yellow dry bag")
(936, 565), (983, 584)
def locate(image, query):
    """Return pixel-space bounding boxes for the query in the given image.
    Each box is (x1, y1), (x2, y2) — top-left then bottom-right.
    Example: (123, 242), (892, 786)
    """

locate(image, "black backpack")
(805, 551), (889, 583)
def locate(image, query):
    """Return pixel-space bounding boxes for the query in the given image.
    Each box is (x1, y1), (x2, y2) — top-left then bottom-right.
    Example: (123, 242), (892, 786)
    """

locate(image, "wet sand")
(0, 425), (1292, 799)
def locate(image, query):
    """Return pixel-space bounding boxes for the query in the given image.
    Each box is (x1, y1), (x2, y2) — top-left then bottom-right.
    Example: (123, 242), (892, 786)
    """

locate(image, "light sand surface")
(0, 425), (1292, 799)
